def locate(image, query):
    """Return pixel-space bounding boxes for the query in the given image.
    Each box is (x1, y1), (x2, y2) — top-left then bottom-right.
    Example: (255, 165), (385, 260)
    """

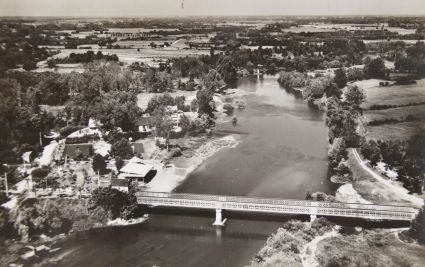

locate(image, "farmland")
(355, 79), (425, 140)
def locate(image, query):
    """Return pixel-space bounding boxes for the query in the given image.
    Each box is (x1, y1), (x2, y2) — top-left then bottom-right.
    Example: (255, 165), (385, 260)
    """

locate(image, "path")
(301, 226), (340, 267)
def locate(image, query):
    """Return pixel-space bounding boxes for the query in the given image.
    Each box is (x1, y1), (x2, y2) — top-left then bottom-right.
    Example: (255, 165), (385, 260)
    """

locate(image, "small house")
(118, 156), (156, 185)
(88, 118), (103, 129)
(136, 117), (154, 134)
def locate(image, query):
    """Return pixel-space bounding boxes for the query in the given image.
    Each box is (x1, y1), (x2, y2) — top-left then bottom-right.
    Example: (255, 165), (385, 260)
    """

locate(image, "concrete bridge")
(136, 191), (419, 226)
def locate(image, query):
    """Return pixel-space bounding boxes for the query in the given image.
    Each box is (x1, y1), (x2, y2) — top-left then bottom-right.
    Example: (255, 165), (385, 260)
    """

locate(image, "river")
(51, 76), (335, 267)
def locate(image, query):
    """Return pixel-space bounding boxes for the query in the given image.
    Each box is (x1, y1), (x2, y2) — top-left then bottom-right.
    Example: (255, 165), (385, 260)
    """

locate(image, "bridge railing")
(136, 191), (418, 214)
(137, 195), (416, 221)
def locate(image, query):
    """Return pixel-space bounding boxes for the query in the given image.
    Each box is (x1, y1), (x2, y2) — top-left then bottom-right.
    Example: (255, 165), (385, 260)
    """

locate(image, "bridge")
(136, 191), (419, 226)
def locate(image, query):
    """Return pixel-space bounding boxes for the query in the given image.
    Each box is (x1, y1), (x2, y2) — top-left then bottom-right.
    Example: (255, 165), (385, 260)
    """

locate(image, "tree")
(91, 91), (141, 131)
(92, 154), (107, 174)
(145, 93), (175, 114)
(196, 88), (215, 117)
(111, 138), (133, 159)
(216, 55), (238, 87)
(360, 139), (381, 166)
(344, 85), (365, 111)
(325, 82), (341, 98)
(303, 78), (326, 100)
(399, 133), (425, 193)
(31, 167), (50, 183)
(201, 69), (225, 93)
(410, 201), (425, 244)
(346, 68), (364, 82)
(246, 61), (255, 74)
(179, 114), (191, 135)
(23, 60), (37, 71)
(328, 138), (347, 169)
(364, 57), (386, 79)
(0, 207), (15, 238)
(115, 156), (124, 171)
(152, 107), (174, 149)
(334, 68), (347, 89)
(90, 187), (134, 219)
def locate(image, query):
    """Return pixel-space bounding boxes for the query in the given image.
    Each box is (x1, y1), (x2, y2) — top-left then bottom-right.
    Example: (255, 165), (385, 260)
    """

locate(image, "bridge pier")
(213, 209), (227, 226)
(310, 214), (317, 222)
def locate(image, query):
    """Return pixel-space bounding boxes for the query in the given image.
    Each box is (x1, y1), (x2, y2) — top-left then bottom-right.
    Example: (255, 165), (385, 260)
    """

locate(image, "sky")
(0, 0), (424, 17)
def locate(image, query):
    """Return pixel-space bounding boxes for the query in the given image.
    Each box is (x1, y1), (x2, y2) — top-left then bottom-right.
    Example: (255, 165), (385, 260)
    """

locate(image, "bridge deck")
(137, 191), (418, 221)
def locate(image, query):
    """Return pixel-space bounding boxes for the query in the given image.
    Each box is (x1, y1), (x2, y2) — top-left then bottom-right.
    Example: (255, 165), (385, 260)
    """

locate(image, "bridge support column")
(310, 214), (317, 222)
(213, 209), (227, 226)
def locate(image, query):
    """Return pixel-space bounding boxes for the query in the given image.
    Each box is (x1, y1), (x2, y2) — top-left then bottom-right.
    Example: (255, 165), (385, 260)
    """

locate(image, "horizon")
(1, 0), (425, 17)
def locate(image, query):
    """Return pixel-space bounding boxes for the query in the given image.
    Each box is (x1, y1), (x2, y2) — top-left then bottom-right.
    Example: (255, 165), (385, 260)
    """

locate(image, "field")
(364, 121), (425, 140)
(355, 79), (425, 140)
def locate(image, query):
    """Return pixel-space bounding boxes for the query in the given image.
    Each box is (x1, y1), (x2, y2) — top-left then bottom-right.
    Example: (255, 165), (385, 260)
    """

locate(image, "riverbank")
(147, 134), (240, 193)
(347, 148), (423, 208)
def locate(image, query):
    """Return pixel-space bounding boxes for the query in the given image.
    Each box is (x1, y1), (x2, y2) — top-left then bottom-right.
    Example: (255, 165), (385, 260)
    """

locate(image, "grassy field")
(363, 105), (425, 122)
(358, 79), (425, 108)
(354, 79), (425, 140)
(365, 121), (425, 140)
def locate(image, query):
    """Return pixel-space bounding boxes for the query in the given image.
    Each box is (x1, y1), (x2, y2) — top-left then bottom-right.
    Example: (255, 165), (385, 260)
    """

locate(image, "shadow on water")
(144, 206), (307, 223)
(144, 206), (411, 229)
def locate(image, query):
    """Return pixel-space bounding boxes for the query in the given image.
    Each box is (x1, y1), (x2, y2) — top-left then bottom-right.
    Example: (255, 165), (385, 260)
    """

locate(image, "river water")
(52, 76), (335, 267)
